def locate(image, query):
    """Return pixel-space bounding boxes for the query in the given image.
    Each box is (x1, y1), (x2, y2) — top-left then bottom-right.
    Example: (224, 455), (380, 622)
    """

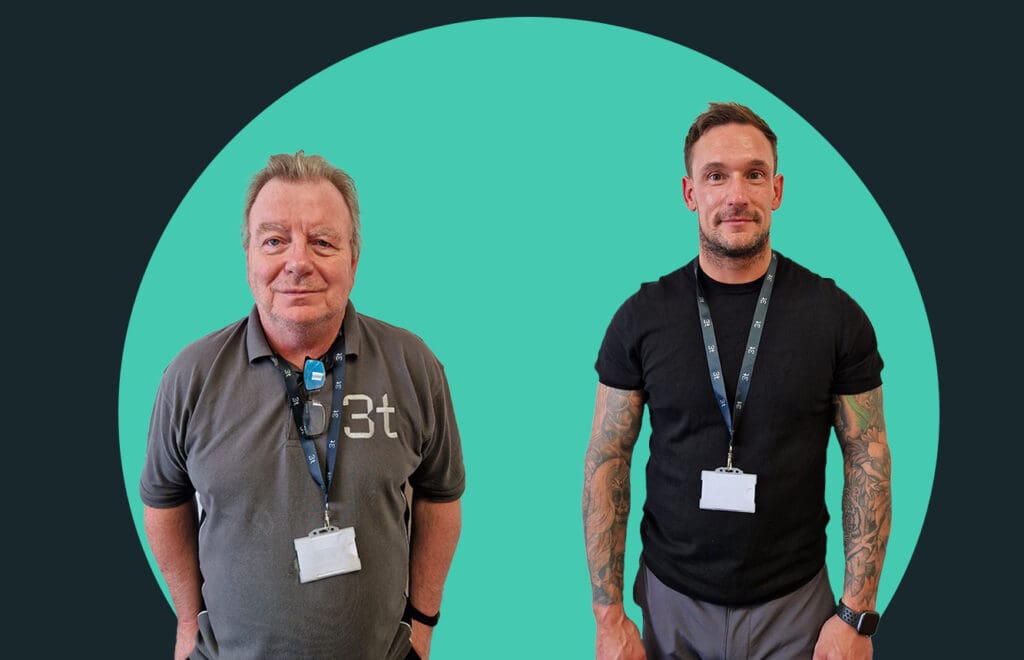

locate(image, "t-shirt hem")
(139, 489), (196, 509)
(642, 551), (825, 607)
(411, 481), (465, 502)
(596, 377), (644, 392)
(832, 376), (883, 396)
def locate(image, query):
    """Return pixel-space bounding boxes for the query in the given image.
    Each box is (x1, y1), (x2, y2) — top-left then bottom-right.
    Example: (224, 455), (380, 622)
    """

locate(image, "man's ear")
(682, 176), (698, 211)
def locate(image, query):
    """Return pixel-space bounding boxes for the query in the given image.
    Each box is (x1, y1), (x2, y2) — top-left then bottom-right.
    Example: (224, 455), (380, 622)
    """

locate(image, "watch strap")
(404, 600), (440, 627)
(836, 600), (879, 635)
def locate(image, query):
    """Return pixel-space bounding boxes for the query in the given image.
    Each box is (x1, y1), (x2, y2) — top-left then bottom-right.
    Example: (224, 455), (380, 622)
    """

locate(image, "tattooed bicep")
(833, 386), (886, 448)
(591, 384), (645, 453)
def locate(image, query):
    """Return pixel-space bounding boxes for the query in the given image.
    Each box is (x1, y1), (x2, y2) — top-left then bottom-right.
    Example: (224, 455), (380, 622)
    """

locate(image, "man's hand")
(410, 620), (432, 659)
(812, 615), (872, 660)
(594, 604), (646, 660)
(174, 617), (198, 660)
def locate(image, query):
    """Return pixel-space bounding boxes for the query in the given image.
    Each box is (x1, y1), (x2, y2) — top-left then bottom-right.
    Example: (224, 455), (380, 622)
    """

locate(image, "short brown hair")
(242, 151), (361, 255)
(683, 102), (778, 176)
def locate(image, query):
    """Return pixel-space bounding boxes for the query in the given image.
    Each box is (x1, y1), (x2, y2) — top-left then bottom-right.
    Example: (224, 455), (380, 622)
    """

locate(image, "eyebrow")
(308, 227), (343, 240)
(253, 222), (287, 235)
(252, 223), (343, 240)
(700, 159), (774, 174)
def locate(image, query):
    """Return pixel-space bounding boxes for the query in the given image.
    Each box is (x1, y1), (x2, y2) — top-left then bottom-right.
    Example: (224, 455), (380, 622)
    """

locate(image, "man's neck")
(698, 246), (773, 284)
(262, 318), (343, 369)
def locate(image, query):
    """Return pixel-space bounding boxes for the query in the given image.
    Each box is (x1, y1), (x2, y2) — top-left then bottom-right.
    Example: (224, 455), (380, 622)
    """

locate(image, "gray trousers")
(634, 561), (835, 660)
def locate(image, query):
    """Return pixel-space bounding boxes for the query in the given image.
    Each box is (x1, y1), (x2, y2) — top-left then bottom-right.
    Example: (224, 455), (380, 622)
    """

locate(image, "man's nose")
(725, 176), (749, 205)
(285, 241), (315, 276)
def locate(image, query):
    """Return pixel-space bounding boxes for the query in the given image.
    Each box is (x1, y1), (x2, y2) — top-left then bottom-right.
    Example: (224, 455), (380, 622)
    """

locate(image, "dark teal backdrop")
(9, 3), (1013, 657)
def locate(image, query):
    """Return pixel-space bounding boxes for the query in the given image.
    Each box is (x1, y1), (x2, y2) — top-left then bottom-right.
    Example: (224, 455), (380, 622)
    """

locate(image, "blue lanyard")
(693, 253), (777, 468)
(273, 333), (346, 524)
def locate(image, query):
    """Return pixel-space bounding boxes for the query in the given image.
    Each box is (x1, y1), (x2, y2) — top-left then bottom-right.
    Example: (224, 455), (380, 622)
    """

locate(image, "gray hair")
(241, 150), (361, 255)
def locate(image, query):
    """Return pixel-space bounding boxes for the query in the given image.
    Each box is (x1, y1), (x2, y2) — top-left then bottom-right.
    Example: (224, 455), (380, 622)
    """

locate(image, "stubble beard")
(257, 296), (347, 358)
(268, 305), (343, 339)
(699, 213), (771, 262)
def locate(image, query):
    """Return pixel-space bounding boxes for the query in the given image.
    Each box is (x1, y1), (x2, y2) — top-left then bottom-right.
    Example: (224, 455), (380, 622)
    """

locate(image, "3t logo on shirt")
(341, 393), (398, 439)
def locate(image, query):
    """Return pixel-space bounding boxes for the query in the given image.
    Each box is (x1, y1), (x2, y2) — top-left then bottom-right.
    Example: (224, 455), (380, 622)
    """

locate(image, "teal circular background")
(119, 17), (938, 657)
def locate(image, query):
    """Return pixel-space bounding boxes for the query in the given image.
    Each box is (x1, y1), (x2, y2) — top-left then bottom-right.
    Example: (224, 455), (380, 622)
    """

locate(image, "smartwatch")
(836, 600), (880, 636)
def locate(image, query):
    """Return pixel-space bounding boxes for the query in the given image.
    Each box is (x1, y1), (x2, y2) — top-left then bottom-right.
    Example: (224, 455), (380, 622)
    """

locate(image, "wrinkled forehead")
(249, 178), (351, 223)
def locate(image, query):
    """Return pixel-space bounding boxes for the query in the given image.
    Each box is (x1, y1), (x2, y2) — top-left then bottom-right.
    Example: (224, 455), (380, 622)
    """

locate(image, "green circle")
(119, 17), (937, 657)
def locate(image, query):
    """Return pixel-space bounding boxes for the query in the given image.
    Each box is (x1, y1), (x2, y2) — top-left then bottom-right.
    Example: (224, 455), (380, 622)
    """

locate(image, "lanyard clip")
(324, 503), (331, 528)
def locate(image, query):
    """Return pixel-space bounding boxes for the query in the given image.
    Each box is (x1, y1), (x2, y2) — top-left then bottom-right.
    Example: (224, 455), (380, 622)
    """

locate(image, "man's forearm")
(409, 496), (462, 615)
(144, 501), (203, 622)
(834, 387), (892, 610)
(583, 385), (644, 608)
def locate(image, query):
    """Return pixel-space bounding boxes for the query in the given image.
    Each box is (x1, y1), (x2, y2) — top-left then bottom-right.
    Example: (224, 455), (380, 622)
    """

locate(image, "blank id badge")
(700, 467), (757, 513)
(294, 525), (362, 584)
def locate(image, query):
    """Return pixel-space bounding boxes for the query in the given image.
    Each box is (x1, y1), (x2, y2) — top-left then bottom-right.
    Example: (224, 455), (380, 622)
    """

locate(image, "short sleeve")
(831, 288), (884, 395)
(409, 358), (465, 501)
(595, 294), (645, 391)
(139, 362), (197, 508)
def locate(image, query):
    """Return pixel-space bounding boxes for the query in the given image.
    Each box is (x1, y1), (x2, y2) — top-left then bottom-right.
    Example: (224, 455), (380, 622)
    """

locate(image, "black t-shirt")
(596, 253), (883, 605)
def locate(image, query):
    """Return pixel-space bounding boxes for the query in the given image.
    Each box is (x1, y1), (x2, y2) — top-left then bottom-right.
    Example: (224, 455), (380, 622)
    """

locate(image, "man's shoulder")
(775, 252), (858, 304)
(351, 308), (440, 362)
(164, 315), (251, 375)
(776, 252), (827, 283)
(621, 261), (695, 310)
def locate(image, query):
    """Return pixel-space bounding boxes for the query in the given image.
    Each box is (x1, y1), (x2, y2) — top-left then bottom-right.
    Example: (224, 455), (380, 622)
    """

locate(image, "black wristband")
(405, 600), (440, 627)
(836, 600), (880, 636)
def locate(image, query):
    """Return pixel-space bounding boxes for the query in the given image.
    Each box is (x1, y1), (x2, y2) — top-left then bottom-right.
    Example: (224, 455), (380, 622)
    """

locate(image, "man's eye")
(265, 238), (282, 247)
(707, 173), (724, 182)
(315, 239), (332, 248)
(749, 171), (766, 180)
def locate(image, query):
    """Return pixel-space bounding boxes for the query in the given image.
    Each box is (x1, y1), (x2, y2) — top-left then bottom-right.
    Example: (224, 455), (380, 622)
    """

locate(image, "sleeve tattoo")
(583, 385), (645, 606)
(833, 385), (892, 606)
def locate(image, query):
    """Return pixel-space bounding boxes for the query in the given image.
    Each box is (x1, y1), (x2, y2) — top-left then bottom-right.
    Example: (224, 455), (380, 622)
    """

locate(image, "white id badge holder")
(700, 466), (757, 513)
(294, 525), (362, 583)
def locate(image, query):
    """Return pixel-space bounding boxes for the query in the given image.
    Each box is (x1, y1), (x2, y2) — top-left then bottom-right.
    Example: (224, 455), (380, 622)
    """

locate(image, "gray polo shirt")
(140, 302), (465, 659)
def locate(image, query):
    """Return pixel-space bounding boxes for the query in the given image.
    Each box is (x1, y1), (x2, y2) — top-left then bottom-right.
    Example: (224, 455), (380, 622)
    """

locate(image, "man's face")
(245, 177), (359, 336)
(682, 123), (784, 260)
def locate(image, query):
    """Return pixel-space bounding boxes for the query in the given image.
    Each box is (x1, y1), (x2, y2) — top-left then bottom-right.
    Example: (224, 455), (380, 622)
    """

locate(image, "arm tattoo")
(834, 386), (892, 606)
(582, 385), (644, 606)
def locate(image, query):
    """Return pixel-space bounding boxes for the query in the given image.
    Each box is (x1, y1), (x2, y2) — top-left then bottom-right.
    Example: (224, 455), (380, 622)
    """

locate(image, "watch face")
(857, 611), (881, 635)
(838, 601), (881, 636)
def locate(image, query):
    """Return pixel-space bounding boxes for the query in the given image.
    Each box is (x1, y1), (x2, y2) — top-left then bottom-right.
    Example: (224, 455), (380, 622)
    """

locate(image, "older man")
(142, 152), (464, 659)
